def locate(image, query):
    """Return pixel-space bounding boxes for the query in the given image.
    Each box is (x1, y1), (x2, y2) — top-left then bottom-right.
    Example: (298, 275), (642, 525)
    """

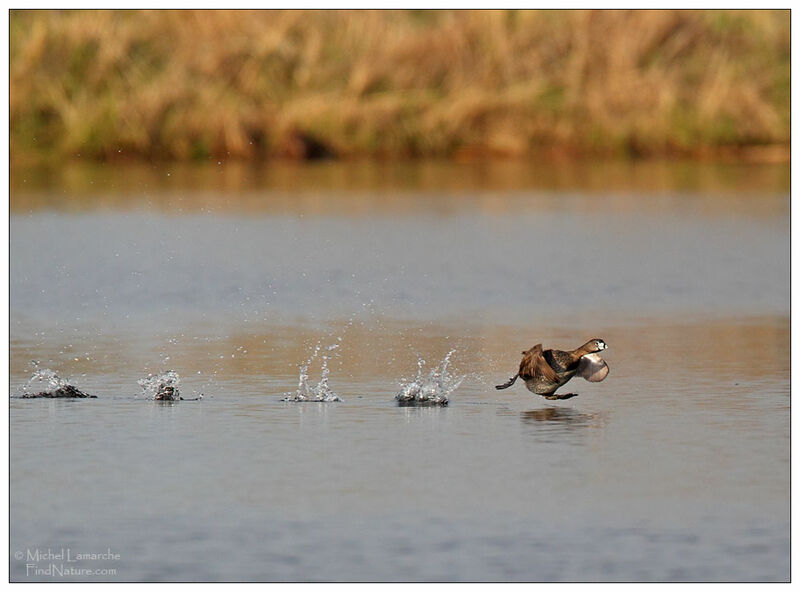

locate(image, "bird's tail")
(495, 374), (519, 390)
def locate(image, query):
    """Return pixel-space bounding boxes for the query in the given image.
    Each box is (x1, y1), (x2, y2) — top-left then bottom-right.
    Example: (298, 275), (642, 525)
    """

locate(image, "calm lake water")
(10, 161), (789, 581)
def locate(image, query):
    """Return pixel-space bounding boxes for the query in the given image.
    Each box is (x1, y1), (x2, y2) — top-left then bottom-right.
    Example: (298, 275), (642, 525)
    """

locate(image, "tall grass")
(10, 9), (790, 163)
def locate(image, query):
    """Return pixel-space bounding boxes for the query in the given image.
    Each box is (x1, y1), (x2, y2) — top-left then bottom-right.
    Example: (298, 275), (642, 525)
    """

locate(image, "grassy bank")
(10, 9), (790, 164)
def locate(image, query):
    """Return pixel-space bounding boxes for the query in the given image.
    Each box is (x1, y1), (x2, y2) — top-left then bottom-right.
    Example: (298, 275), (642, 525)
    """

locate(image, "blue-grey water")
(10, 161), (789, 581)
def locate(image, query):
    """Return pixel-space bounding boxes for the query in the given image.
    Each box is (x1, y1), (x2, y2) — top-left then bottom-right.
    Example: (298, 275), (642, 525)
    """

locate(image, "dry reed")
(10, 9), (790, 163)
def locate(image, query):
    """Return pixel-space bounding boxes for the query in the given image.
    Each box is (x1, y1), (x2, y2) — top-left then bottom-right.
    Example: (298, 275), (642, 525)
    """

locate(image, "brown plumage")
(495, 338), (609, 399)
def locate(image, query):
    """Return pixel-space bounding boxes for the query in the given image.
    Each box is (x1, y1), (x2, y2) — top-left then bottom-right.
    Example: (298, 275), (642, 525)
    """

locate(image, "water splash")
(283, 342), (342, 402)
(137, 369), (185, 401)
(395, 350), (463, 406)
(23, 361), (68, 392)
(18, 361), (95, 398)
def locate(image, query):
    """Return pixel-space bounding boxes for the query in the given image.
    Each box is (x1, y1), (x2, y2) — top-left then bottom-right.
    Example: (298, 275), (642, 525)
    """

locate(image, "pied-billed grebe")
(495, 338), (609, 400)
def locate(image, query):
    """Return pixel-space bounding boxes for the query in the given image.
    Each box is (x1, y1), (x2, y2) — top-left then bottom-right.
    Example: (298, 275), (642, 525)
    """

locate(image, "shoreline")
(10, 141), (791, 169)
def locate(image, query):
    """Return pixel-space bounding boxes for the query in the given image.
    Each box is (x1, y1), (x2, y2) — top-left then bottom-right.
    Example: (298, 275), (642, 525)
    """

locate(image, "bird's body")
(495, 339), (609, 399)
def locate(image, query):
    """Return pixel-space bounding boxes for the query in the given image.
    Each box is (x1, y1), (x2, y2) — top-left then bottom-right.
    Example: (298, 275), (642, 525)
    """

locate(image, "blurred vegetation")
(10, 9), (790, 164)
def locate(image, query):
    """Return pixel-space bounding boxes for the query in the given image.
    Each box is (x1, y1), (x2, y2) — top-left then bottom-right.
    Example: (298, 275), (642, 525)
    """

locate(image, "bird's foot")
(543, 393), (579, 400)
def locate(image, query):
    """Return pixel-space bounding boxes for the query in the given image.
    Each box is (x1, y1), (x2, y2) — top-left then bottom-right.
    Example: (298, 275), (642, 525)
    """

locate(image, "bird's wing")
(577, 353), (609, 382)
(519, 344), (560, 382)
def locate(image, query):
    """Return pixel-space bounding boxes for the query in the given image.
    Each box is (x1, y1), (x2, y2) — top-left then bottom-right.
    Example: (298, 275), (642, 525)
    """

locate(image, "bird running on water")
(495, 338), (609, 400)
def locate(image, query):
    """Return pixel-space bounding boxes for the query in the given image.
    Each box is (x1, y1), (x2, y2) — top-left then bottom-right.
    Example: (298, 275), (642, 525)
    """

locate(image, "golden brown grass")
(10, 9), (790, 163)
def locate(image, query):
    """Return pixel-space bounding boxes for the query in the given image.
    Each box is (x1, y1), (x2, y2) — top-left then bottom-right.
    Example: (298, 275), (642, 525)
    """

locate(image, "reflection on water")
(520, 407), (609, 446)
(521, 406), (601, 425)
(11, 160), (789, 217)
(153, 399), (180, 407)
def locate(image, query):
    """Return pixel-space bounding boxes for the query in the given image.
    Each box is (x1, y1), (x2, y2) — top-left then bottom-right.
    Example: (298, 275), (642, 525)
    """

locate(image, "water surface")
(10, 161), (789, 581)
